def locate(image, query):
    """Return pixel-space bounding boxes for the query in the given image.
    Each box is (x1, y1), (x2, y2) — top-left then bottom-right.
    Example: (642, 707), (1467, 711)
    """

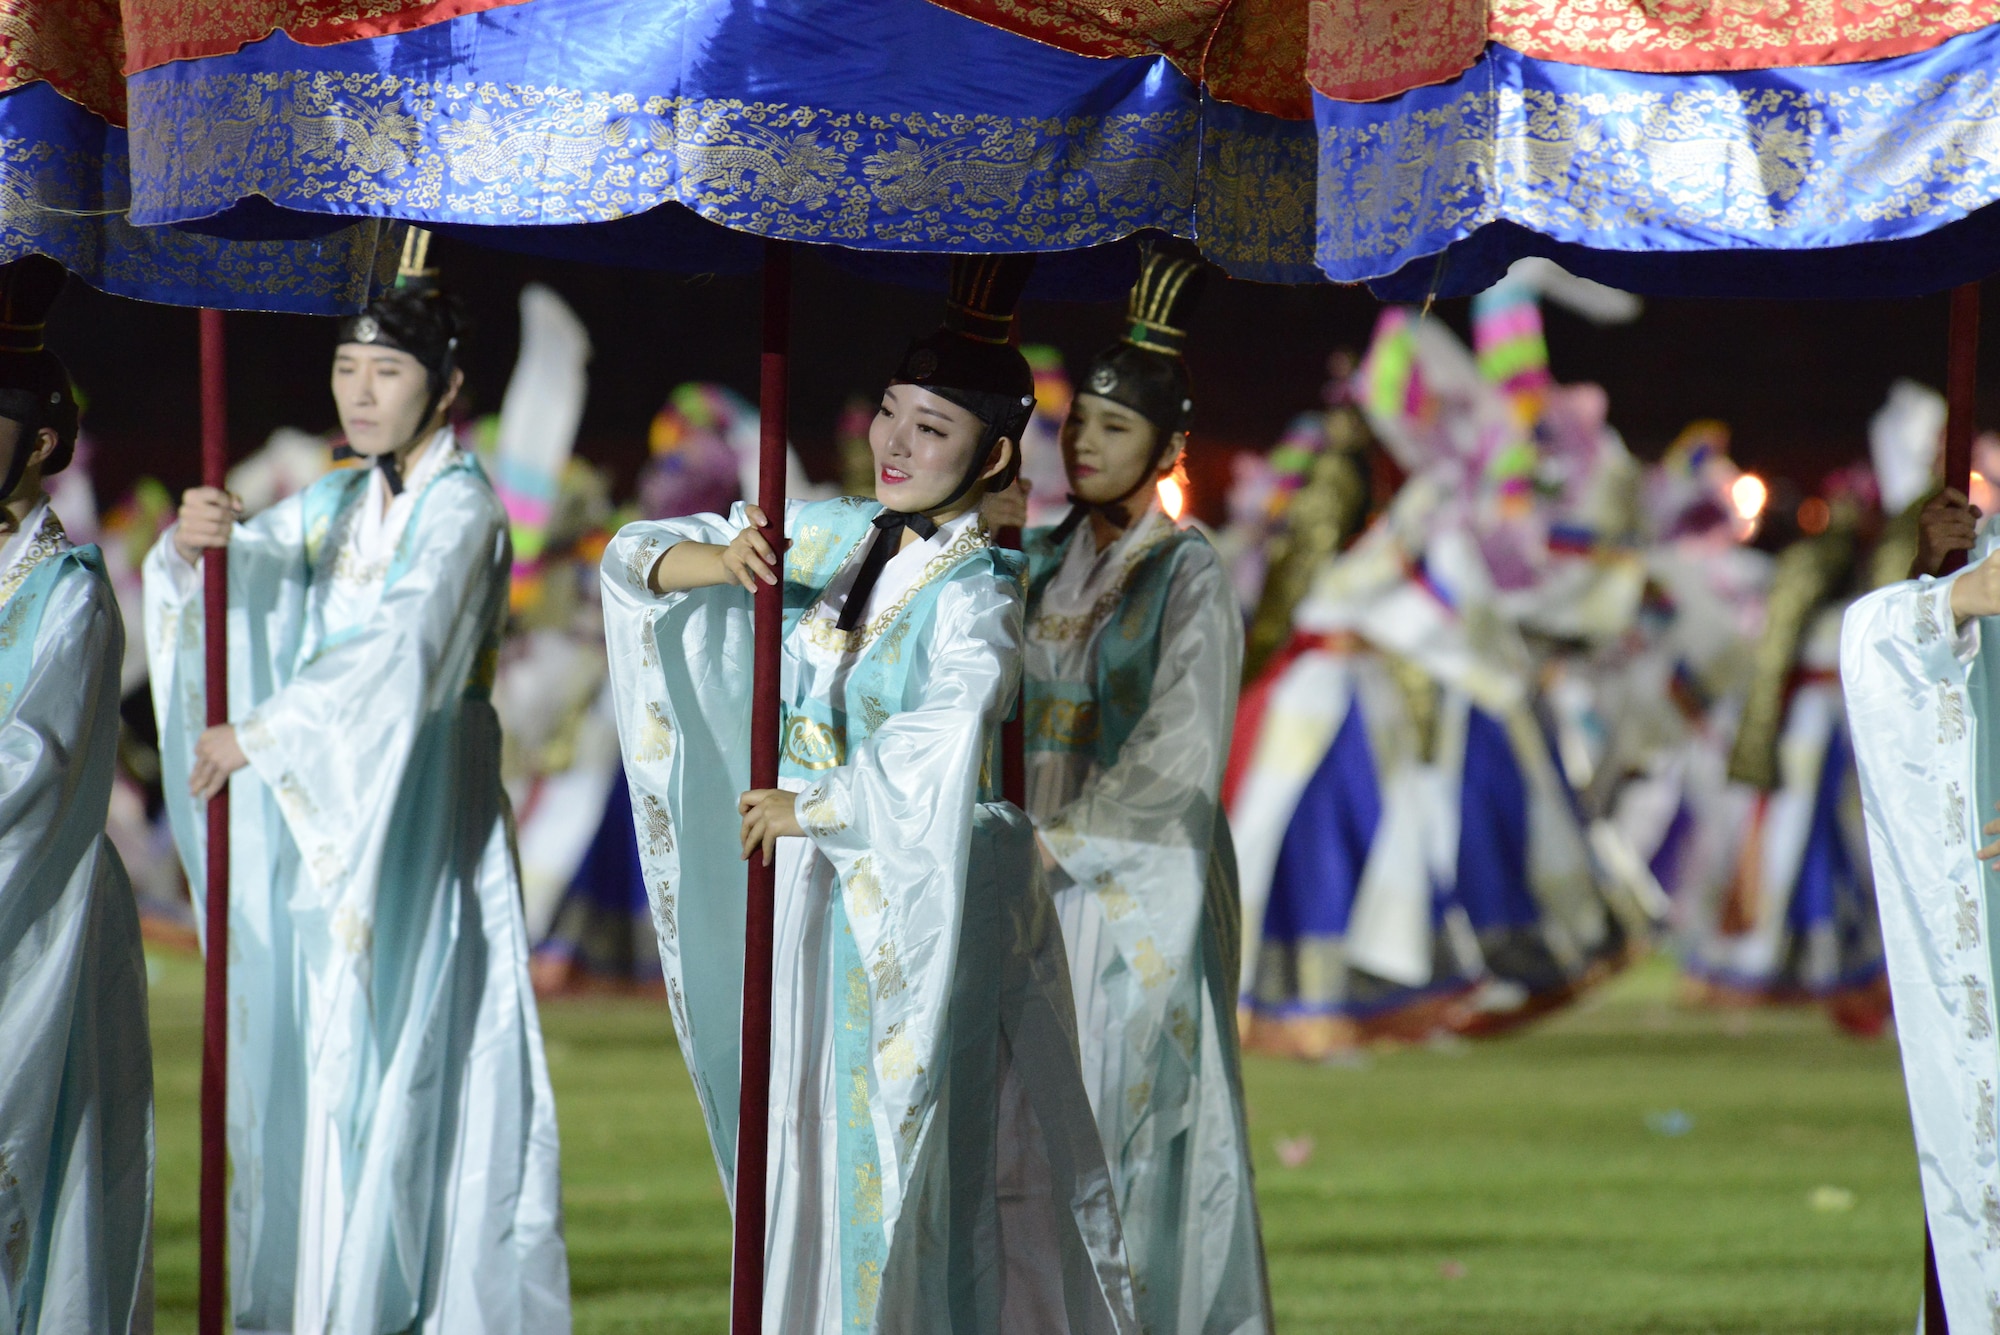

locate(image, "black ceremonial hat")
(0, 255), (78, 488)
(1080, 237), (1209, 435)
(334, 227), (463, 384)
(890, 254), (1038, 449)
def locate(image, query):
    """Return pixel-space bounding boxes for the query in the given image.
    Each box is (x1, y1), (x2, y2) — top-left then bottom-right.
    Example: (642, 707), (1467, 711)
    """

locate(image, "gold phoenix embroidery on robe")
(782, 714), (846, 770)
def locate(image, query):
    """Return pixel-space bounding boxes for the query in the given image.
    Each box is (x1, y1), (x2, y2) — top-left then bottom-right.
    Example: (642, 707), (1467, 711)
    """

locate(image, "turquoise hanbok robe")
(1022, 503), (1270, 1335)
(143, 438), (568, 1335)
(0, 502), (154, 1335)
(601, 497), (1138, 1335)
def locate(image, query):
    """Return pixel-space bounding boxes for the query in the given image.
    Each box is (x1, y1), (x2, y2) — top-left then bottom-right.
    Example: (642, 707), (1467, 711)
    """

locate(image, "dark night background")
(43, 235), (2000, 526)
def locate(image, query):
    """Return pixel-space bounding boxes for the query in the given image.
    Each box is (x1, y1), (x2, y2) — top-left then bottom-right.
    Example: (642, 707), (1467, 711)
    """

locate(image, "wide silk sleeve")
(1841, 564), (2000, 1333)
(0, 570), (121, 941)
(143, 494), (313, 895)
(597, 503), (784, 1184)
(228, 482), (505, 897)
(795, 574), (1017, 884)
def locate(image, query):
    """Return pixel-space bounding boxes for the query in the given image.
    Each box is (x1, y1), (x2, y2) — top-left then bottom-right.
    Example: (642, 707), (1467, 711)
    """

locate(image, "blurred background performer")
(1008, 239), (1270, 1335)
(0, 255), (155, 1335)
(600, 255), (1140, 1334)
(1706, 384), (1952, 1033)
(143, 234), (569, 1334)
(1228, 273), (1649, 1058)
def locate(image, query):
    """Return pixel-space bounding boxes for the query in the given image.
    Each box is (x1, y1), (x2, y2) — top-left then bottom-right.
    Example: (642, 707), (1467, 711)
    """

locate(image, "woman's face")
(870, 384), (1009, 515)
(331, 344), (440, 456)
(1061, 393), (1172, 506)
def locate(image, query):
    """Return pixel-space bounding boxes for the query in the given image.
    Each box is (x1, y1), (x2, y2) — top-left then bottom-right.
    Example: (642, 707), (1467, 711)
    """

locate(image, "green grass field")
(143, 952), (1923, 1333)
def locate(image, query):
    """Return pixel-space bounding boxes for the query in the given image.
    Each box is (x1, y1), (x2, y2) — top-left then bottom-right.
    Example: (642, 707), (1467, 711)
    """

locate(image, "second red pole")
(731, 238), (790, 1335)
(196, 309), (231, 1335)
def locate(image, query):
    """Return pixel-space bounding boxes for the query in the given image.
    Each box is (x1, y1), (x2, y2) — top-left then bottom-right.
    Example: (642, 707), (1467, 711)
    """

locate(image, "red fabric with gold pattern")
(1486, 0), (2000, 83)
(121, 0), (534, 73)
(1307, 0), (1483, 105)
(0, 0), (535, 126)
(918, 0), (2000, 114)
(0, 0), (127, 122)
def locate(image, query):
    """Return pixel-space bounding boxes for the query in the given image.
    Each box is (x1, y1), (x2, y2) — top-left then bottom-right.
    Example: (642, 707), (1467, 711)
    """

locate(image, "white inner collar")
(350, 428), (456, 567)
(1040, 494), (1169, 619)
(810, 506), (983, 631)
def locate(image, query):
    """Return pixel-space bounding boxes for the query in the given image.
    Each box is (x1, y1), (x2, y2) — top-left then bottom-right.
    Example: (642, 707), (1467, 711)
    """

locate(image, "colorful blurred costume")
(1229, 264), (1651, 1056)
(1579, 426), (1770, 993)
(1692, 385), (1943, 1033)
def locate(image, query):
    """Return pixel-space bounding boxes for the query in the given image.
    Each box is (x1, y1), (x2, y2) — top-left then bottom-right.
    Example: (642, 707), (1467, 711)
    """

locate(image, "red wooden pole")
(1941, 282), (1981, 575)
(196, 308), (230, 1335)
(731, 238), (789, 1335)
(1922, 279), (1982, 1327)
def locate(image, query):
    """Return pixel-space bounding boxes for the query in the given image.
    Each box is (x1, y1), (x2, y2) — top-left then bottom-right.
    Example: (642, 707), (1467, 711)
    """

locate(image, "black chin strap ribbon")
(376, 451), (405, 497)
(330, 442), (409, 497)
(837, 509), (939, 632)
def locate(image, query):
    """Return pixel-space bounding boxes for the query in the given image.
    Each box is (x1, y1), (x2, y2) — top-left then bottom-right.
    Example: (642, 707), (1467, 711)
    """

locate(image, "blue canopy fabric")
(1316, 25), (2000, 299)
(8, 0), (1999, 304)
(121, 0), (1321, 284)
(0, 80), (400, 312)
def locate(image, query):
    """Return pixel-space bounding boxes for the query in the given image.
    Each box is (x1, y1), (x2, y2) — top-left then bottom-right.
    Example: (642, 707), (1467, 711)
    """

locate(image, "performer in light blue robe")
(602, 257), (1137, 1334)
(143, 239), (568, 1335)
(0, 255), (154, 1335)
(1843, 488), (2000, 1333)
(1012, 242), (1268, 1335)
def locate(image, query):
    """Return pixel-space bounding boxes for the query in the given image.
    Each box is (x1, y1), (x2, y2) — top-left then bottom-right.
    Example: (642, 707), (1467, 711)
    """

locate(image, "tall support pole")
(1925, 279), (1982, 1331)
(732, 238), (790, 1335)
(197, 308), (230, 1335)
(1942, 282), (1982, 574)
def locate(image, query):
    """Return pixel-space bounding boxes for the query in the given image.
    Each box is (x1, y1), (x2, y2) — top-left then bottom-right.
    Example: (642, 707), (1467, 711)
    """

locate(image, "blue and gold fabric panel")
(121, 0), (1318, 281)
(0, 81), (397, 312)
(1315, 24), (2000, 298)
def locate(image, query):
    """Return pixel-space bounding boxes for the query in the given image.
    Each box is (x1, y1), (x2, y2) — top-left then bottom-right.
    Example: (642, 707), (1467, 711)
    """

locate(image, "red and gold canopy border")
(6, 0), (1999, 134)
(121, 0), (533, 72)
(0, 0), (532, 125)
(915, 0), (2000, 117)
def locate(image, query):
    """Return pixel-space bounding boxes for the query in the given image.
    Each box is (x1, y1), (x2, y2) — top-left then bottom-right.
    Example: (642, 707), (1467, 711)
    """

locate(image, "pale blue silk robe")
(1022, 502), (1270, 1335)
(0, 501), (154, 1335)
(143, 438), (568, 1335)
(601, 498), (1139, 1335)
(1843, 536), (2000, 1332)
